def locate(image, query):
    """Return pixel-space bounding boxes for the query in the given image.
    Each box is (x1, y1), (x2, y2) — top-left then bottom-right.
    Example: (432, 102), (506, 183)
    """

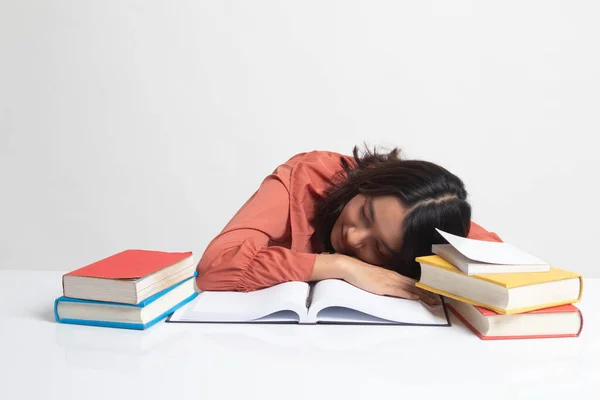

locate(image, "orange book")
(447, 299), (583, 340)
(63, 249), (195, 304)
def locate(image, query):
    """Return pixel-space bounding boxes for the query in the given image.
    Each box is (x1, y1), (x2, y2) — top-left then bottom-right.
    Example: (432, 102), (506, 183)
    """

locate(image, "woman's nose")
(346, 226), (369, 251)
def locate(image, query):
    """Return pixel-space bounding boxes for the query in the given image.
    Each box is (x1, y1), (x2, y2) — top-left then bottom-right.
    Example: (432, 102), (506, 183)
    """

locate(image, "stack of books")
(54, 249), (198, 330)
(416, 229), (584, 340)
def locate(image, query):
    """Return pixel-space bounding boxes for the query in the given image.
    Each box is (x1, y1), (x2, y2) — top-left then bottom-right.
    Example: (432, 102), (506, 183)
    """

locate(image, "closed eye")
(361, 199), (386, 260)
(361, 200), (370, 225)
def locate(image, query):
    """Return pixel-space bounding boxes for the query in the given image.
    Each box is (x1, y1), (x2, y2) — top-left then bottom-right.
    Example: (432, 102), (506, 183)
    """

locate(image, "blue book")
(55, 275), (198, 330)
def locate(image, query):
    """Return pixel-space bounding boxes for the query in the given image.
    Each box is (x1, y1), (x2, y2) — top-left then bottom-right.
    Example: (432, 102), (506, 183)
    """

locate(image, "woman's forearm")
(310, 254), (349, 282)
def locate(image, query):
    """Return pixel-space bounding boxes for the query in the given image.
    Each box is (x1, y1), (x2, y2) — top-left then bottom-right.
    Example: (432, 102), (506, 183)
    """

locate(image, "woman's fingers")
(390, 286), (419, 300)
(414, 287), (441, 306)
(396, 275), (417, 285)
(419, 293), (441, 306)
(392, 276), (441, 306)
(382, 270), (441, 305)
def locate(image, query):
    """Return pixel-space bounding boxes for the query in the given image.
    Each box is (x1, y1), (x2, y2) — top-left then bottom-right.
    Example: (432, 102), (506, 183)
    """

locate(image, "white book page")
(169, 281), (309, 323)
(307, 279), (448, 325)
(436, 228), (549, 265)
(312, 307), (399, 324)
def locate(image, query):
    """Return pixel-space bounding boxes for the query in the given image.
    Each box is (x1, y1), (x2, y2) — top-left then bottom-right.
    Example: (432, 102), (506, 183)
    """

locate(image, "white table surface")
(1, 271), (598, 400)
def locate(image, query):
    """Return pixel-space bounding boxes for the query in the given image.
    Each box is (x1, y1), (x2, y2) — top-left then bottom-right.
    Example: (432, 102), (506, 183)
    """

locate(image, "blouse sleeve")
(468, 221), (503, 242)
(195, 165), (317, 292)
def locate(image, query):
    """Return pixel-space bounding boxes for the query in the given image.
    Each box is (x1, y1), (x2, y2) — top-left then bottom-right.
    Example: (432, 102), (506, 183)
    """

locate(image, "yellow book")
(415, 255), (583, 315)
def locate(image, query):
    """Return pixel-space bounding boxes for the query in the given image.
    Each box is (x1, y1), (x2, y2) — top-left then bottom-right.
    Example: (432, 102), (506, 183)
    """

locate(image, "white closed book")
(432, 229), (551, 275)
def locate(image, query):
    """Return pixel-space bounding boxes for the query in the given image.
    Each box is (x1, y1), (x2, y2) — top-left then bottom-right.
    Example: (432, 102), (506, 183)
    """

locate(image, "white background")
(1, 1), (598, 277)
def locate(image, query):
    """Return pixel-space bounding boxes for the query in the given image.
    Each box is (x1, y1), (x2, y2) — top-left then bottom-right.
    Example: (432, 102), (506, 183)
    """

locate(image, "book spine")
(54, 297), (60, 322)
(576, 307), (584, 337)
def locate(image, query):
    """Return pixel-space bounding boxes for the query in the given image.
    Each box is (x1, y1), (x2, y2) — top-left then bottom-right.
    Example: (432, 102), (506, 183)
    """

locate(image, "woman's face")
(330, 194), (407, 266)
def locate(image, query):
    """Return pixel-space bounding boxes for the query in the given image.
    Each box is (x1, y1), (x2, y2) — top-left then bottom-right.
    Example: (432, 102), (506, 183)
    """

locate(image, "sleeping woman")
(195, 146), (501, 306)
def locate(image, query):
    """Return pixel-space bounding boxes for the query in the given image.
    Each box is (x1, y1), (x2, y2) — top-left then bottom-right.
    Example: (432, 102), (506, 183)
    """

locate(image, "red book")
(62, 250), (195, 305)
(447, 298), (583, 340)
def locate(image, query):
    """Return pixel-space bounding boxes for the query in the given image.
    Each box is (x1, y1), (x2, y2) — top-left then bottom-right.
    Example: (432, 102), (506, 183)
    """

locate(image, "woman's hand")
(312, 254), (441, 306)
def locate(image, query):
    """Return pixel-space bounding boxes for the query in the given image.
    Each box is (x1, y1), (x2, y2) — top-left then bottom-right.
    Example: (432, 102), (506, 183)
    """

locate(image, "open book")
(167, 279), (449, 326)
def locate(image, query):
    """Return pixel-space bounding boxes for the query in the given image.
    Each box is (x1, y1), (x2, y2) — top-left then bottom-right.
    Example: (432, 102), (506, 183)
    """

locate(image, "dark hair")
(313, 145), (471, 280)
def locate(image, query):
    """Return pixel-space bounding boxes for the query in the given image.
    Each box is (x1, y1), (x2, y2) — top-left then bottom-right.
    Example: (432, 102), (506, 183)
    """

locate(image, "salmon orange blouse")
(196, 151), (502, 292)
